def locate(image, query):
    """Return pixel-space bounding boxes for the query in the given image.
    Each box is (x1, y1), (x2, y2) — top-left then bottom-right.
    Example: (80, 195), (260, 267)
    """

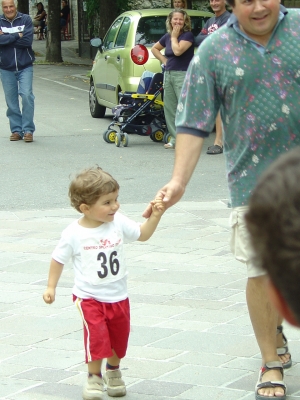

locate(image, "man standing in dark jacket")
(0, 0), (35, 142)
(195, 0), (230, 155)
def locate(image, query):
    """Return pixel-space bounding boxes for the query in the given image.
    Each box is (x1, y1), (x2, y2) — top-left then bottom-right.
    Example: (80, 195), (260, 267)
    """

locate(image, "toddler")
(43, 166), (165, 399)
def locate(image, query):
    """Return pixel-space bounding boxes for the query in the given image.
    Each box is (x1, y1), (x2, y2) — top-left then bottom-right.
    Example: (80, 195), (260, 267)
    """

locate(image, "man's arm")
(0, 28), (20, 45)
(14, 15), (34, 48)
(158, 133), (204, 205)
(142, 134), (204, 218)
(194, 19), (210, 47)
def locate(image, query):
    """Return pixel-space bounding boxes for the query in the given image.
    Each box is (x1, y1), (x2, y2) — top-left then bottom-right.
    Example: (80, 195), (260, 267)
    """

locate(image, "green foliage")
(192, 1), (213, 12)
(86, 0), (99, 29)
(117, 0), (131, 13)
(86, 0), (131, 34)
(151, 1), (168, 7)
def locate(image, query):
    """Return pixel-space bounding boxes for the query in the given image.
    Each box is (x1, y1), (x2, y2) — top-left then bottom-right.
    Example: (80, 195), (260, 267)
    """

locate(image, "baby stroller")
(103, 71), (169, 147)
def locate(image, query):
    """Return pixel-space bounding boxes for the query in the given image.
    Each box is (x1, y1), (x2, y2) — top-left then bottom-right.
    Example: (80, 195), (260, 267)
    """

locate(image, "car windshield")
(135, 15), (211, 47)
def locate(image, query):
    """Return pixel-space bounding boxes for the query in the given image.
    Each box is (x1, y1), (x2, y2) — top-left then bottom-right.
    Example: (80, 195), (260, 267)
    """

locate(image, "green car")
(89, 8), (213, 118)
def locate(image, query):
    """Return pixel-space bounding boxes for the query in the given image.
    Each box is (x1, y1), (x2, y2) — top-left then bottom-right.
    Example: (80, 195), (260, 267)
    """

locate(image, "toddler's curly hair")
(69, 167), (119, 212)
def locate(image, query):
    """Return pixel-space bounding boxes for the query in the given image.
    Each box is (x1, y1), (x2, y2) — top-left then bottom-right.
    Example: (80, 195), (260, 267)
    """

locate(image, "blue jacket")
(0, 12), (35, 71)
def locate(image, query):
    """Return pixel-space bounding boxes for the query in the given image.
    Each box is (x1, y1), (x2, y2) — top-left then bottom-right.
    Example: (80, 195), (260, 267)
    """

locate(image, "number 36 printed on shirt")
(97, 251), (120, 278)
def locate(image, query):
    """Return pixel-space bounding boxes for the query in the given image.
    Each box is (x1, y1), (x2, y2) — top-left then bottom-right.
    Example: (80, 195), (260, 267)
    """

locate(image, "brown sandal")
(277, 325), (292, 369)
(255, 361), (286, 400)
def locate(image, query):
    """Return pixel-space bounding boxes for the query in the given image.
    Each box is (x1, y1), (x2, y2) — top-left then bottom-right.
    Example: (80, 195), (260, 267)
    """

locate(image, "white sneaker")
(103, 369), (126, 397)
(82, 374), (104, 400)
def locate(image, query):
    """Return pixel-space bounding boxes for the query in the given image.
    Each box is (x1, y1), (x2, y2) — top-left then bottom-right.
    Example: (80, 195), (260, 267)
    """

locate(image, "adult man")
(0, 0), (35, 142)
(246, 148), (300, 330)
(195, 0), (230, 155)
(145, 0), (300, 399)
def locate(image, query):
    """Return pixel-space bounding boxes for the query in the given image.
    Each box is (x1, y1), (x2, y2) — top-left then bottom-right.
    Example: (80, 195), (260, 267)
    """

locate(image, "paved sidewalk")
(32, 38), (93, 66)
(0, 201), (299, 400)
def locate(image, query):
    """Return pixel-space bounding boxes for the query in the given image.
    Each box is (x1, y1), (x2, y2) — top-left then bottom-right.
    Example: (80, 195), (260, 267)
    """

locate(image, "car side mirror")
(90, 38), (103, 53)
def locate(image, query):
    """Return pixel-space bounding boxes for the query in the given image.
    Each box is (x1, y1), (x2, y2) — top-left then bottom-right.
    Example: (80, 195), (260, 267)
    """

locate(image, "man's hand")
(43, 287), (56, 304)
(142, 179), (185, 218)
(18, 33), (23, 38)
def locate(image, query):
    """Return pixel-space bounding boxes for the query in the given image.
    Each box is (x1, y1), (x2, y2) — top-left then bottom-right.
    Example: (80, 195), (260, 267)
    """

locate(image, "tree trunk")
(99, 0), (119, 38)
(17, 0), (29, 14)
(46, 0), (63, 62)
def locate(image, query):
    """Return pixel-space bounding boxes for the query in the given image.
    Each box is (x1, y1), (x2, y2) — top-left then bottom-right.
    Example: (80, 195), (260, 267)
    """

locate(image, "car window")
(115, 16), (130, 47)
(135, 15), (212, 47)
(135, 16), (167, 47)
(190, 16), (211, 37)
(103, 17), (123, 50)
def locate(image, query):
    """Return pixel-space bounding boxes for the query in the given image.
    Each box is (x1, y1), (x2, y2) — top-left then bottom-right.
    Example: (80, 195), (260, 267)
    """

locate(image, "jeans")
(163, 70), (186, 146)
(0, 66), (35, 136)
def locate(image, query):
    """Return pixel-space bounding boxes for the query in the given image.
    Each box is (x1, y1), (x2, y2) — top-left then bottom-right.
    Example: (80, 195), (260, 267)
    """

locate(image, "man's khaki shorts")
(229, 206), (266, 278)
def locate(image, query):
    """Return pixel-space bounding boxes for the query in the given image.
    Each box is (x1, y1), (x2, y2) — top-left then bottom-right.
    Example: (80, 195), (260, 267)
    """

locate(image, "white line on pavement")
(37, 77), (89, 92)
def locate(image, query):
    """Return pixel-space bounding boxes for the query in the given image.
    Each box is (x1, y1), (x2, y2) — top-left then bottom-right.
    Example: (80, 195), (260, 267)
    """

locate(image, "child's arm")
(43, 258), (64, 304)
(138, 199), (165, 242)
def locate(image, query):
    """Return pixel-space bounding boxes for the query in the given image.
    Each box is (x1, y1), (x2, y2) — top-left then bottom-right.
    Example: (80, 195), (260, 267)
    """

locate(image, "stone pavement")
(32, 38), (93, 66)
(1, 38), (300, 400)
(1, 201), (300, 400)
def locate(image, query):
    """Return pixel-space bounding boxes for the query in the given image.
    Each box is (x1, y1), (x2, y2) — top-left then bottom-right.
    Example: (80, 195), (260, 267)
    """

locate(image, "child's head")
(245, 147), (300, 326)
(69, 167), (120, 212)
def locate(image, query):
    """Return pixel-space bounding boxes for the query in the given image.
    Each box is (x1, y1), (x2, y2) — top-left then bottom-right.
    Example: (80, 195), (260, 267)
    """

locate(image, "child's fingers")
(43, 292), (54, 304)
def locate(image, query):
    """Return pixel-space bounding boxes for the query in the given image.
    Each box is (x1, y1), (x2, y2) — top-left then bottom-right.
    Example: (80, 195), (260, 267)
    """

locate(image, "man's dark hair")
(226, 0), (235, 7)
(245, 147), (300, 323)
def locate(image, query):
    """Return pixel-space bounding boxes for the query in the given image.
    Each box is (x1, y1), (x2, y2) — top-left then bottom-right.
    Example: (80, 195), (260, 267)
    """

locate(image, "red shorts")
(73, 295), (130, 363)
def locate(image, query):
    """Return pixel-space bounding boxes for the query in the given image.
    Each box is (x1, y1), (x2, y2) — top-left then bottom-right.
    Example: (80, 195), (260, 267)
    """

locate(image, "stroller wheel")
(163, 132), (171, 144)
(115, 132), (129, 147)
(103, 130), (111, 143)
(150, 130), (164, 142)
(105, 129), (117, 143)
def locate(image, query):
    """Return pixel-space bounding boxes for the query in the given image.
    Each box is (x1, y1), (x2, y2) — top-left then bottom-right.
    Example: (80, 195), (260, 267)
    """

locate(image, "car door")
(92, 17), (123, 104)
(104, 16), (131, 106)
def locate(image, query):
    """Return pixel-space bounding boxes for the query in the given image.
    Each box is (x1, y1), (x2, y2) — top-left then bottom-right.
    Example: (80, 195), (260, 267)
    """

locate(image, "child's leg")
(104, 350), (126, 397)
(107, 349), (120, 368)
(88, 359), (103, 375)
(74, 296), (117, 399)
(104, 300), (130, 397)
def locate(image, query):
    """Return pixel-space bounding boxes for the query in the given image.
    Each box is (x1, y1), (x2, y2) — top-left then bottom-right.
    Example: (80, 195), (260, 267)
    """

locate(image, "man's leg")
(0, 69), (23, 136)
(18, 66), (35, 135)
(247, 276), (285, 397)
(214, 111), (222, 147)
(206, 111), (223, 154)
(230, 207), (286, 398)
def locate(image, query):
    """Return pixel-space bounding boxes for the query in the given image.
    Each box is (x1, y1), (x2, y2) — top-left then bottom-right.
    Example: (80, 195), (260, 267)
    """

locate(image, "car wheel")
(105, 129), (117, 143)
(89, 80), (106, 118)
(150, 130), (164, 142)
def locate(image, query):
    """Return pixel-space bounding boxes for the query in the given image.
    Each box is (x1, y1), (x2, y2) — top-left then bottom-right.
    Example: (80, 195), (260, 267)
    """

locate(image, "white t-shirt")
(52, 212), (141, 302)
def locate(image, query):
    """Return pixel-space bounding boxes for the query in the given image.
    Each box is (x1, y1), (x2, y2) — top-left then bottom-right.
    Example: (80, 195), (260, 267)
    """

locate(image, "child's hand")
(150, 198), (165, 216)
(43, 288), (56, 304)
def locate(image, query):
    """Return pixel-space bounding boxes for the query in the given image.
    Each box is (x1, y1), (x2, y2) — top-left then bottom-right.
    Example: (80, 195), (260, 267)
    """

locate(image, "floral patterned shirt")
(176, 7), (300, 207)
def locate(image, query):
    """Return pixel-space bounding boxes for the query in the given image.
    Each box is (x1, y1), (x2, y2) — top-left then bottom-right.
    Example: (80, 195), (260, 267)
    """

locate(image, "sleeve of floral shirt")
(175, 37), (221, 137)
